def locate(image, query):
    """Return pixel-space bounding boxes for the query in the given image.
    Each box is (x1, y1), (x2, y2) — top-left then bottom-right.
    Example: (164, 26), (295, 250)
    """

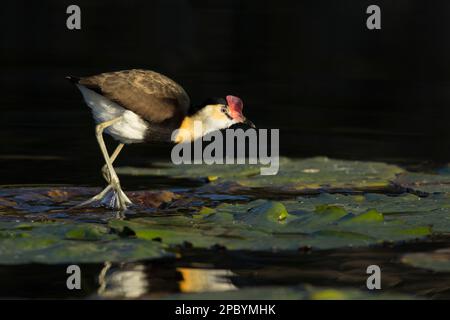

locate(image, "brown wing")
(78, 69), (190, 124)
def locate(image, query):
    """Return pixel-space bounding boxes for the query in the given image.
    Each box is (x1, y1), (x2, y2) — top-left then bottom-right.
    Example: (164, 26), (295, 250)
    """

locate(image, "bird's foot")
(101, 185), (132, 210)
(73, 184), (132, 211)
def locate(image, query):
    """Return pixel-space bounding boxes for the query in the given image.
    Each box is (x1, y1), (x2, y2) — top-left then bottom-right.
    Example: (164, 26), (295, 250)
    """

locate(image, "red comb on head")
(226, 95), (243, 111)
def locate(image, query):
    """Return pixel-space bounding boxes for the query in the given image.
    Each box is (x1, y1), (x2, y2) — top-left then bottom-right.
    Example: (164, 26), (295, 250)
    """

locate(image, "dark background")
(1, 0), (450, 185)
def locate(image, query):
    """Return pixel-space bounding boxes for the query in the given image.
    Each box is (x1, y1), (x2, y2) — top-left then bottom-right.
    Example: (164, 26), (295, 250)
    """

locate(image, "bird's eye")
(221, 106), (228, 113)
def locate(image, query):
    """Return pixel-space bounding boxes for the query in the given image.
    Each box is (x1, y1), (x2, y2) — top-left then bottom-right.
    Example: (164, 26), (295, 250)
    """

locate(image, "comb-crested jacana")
(67, 69), (254, 210)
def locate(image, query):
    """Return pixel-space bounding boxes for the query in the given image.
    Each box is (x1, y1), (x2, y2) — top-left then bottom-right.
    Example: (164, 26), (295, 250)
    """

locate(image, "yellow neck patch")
(174, 116), (195, 143)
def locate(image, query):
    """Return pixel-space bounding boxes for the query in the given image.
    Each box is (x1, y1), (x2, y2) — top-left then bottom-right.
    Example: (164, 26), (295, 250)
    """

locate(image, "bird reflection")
(96, 262), (237, 298)
(177, 268), (237, 293)
(97, 262), (148, 298)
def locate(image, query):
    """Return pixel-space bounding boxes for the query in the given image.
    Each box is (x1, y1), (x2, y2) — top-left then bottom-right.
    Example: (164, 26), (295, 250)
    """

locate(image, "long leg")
(75, 117), (132, 210)
(110, 143), (124, 163)
(83, 143), (127, 207)
(95, 118), (122, 183)
(97, 261), (112, 296)
(102, 143), (124, 183)
(95, 118), (132, 209)
(100, 142), (132, 206)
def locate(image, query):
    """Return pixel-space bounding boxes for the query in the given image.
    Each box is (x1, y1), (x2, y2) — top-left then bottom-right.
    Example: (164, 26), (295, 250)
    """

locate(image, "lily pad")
(109, 197), (435, 251)
(290, 193), (450, 234)
(394, 172), (450, 194)
(0, 221), (172, 264)
(116, 157), (404, 194)
(293, 193), (450, 216)
(1, 157), (450, 267)
(0, 238), (171, 264)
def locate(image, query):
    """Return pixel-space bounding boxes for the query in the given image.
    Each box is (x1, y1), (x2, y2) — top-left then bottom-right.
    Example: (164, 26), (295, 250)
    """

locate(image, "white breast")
(77, 85), (149, 144)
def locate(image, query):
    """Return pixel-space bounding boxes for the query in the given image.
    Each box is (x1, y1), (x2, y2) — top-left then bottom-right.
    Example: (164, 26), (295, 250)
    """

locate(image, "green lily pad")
(1, 189), (444, 263)
(289, 193), (450, 233)
(193, 207), (215, 219)
(0, 238), (171, 264)
(394, 172), (450, 194)
(2, 162), (450, 266)
(64, 224), (113, 241)
(110, 214), (274, 251)
(292, 193), (450, 215)
(0, 221), (172, 264)
(0, 221), (116, 241)
(232, 157), (403, 191)
(109, 196), (435, 251)
(115, 162), (261, 181)
(344, 209), (384, 223)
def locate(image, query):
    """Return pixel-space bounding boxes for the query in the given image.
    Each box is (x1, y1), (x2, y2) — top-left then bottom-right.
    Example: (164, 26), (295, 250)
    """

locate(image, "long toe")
(100, 187), (132, 211)
(72, 185), (112, 209)
(118, 188), (133, 205)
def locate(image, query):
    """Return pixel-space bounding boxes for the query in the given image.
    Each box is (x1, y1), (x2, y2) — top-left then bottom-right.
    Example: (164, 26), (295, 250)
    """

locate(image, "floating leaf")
(1, 157), (449, 269)
(193, 207), (215, 219)
(0, 221), (172, 264)
(344, 209), (384, 224)
(64, 224), (113, 241)
(116, 157), (404, 194)
(0, 238), (171, 265)
(108, 196), (434, 251)
(394, 172), (450, 194)
(236, 201), (294, 226)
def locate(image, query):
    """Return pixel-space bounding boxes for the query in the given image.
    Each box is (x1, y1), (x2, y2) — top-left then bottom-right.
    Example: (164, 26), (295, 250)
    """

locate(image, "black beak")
(243, 118), (256, 129)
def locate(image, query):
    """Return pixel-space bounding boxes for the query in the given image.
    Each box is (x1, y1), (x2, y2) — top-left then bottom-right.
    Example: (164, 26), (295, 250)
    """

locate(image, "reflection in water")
(97, 262), (148, 299)
(177, 268), (237, 293)
(95, 262), (236, 298)
(2, 242), (450, 299)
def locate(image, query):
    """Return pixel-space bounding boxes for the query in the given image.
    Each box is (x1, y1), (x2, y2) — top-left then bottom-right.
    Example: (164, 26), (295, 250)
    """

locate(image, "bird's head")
(174, 95), (255, 143)
(192, 95), (255, 133)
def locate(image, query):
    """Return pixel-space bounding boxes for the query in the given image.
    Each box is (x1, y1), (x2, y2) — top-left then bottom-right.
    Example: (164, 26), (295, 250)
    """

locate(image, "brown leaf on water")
(46, 190), (70, 203)
(129, 190), (179, 208)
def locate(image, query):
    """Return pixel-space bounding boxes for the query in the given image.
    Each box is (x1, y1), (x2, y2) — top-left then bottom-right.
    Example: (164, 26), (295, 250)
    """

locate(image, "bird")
(67, 69), (254, 210)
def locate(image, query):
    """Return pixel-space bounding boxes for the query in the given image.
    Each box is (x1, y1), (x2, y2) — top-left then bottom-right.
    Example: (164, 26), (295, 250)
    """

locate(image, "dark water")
(2, 240), (450, 299)
(2, 0), (450, 186)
